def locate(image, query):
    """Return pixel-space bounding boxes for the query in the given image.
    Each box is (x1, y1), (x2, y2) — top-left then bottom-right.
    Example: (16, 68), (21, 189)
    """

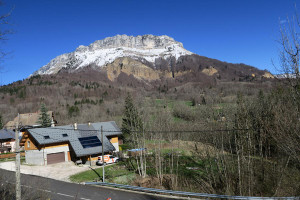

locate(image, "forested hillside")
(0, 67), (274, 127)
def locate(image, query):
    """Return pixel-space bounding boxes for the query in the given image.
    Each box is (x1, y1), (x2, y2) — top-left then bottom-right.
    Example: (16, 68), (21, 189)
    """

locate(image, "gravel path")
(0, 161), (91, 182)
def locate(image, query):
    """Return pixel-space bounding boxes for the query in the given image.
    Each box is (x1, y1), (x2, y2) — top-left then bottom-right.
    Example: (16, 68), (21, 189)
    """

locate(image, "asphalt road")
(0, 169), (177, 200)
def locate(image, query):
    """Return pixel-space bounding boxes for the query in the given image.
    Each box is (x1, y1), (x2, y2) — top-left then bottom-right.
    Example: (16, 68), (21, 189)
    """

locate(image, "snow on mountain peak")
(32, 34), (193, 75)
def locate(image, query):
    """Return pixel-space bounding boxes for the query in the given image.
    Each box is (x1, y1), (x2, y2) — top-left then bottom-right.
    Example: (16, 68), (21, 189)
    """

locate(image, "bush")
(172, 103), (195, 121)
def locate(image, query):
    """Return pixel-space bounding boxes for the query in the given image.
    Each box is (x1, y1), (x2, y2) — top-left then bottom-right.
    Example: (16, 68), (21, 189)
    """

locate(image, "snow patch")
(33, 35), (193, 75)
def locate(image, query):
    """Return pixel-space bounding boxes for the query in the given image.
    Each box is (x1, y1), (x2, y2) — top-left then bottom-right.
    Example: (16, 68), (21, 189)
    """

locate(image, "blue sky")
(0, 0), (297, 85)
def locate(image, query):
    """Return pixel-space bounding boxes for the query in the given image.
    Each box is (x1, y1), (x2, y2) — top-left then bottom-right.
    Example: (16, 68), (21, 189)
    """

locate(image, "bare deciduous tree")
(277, 7), (300, 109)
(276, 7), (300, 164)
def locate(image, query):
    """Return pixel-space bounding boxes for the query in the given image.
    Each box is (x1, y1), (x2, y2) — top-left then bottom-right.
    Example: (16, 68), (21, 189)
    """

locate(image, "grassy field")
(70, 140), (218, 184)
(155, 99), (193, 108)
(69, 163), (135, 183)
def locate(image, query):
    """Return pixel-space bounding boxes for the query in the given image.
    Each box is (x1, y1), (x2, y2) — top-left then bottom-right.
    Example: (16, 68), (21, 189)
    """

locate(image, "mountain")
(32, 34), (274, 83)
(32, 34), (192, 75)
(0, 34), (277, 126)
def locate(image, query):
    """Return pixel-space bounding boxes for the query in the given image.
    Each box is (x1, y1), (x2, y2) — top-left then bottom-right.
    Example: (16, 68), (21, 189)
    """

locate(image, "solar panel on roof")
(78, 136), (102, 148)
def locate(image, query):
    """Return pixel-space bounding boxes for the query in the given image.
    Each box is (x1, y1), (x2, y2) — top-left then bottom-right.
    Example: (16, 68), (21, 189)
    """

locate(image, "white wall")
(25, 145), (70, 165)
(25, 150), (44, 165)
(112, 142), (119, 152)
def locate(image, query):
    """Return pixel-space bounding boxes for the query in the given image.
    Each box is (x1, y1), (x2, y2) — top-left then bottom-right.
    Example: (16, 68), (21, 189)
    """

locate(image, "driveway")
(0, 161), (91, 182)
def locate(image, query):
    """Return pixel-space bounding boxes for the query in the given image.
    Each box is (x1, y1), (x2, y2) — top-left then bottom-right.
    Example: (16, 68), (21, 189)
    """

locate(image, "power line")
(3, 119), (235, 129)
(22, 125), (250, 133)
(7, 125), (251, 134)
(33, 127), (249, 133)
(20, 127), (251, 146)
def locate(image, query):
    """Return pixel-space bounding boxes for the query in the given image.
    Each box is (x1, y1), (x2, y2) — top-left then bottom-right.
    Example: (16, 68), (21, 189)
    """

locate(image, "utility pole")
(101, 126), (105, 182)
(15, 113), (21, 200)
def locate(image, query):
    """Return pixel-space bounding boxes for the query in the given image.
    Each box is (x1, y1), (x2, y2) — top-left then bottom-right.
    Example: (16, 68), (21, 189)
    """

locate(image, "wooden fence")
(0, 152), (25, 159)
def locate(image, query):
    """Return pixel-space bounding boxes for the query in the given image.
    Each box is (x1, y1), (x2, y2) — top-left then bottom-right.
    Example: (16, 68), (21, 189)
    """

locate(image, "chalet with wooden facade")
(19, 121), (122, 165)
(0, 129), (16, 153)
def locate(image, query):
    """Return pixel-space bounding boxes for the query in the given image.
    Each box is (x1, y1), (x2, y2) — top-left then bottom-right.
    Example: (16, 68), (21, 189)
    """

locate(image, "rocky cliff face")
(32, 34), (193, 76)
(105, 57), (190, 82)
(85, 34), (185, 50)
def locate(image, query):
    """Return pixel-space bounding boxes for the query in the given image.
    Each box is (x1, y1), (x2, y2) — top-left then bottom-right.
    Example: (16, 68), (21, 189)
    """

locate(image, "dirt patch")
(146, 140), (224, 157)
(133, 174), (177, 190)
(134, 176), (161, 188)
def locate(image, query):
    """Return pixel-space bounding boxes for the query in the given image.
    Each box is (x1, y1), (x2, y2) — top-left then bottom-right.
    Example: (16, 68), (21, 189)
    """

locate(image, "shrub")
(172, 103), (195, 121)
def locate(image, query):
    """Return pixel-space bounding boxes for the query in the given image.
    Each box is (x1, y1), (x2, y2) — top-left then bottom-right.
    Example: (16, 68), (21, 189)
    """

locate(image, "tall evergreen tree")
(121, 94), (143, 142)
(37, 103), (51, 127)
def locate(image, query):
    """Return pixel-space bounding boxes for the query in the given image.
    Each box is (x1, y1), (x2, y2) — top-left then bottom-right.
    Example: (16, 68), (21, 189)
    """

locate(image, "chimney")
(74, 122), (77, 130)
(51, 117), (55, 127)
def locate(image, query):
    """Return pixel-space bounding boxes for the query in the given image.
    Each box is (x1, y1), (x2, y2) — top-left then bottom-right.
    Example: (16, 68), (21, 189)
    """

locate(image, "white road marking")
(80, 198), (92, 200)
(56, 192), (74, 198)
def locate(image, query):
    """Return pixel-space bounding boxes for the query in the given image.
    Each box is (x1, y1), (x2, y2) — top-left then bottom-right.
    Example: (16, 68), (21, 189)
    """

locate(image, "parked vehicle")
(96, 155), (119, 165)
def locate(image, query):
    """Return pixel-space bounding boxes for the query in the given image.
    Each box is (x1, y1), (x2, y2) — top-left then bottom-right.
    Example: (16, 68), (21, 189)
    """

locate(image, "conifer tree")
(121, 94), (147, 177)
(121, 94), (143, 142)
(37, 103), (51, 127)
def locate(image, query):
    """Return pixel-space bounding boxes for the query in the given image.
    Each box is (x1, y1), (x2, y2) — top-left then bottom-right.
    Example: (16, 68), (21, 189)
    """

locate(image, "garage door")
(47, 152), (65, 165)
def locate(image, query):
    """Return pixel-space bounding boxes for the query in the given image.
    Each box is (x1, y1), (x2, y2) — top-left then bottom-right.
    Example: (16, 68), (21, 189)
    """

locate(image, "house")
(4, 111), (54, 130)
(0, 129), (16, 153)
(19, 121), (122, 165)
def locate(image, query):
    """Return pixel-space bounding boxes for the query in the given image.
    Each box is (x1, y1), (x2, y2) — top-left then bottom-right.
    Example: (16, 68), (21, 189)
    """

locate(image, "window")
(78, 136), (102, 148)
(62, 134), (68, 137)
(44, 136), (50, 139)
(27, 141), (30, 148)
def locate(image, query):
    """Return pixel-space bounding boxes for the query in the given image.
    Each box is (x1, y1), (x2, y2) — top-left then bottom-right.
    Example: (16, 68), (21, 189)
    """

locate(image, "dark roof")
(0, 129), (15, 140)
(26, 121), (121, 157)
(5, 111), (53, 129)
